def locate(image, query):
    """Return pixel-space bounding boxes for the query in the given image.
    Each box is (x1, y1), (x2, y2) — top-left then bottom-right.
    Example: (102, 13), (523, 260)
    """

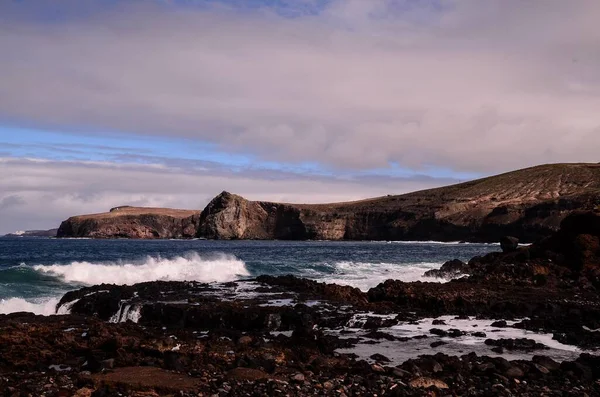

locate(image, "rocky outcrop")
(57, 163), (600, 241)
(197, 164), (600, 242)
(57, 207), (201, 239)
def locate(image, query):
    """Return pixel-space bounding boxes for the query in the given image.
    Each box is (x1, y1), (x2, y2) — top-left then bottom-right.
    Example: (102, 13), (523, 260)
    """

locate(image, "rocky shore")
(2, 211), (600, 396)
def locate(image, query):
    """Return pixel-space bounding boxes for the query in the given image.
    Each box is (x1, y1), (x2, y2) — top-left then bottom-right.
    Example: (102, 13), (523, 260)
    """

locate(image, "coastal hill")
(3, 229), (58, 238)
(198, 163), (600, 242)
(58, 163), (600, 241)
(56, 206), (201, 239)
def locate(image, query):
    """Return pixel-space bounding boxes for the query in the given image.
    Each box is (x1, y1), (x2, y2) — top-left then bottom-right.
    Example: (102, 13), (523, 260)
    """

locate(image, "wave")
(319, 261), (447, 291)
(385, 241), (500, 246)
(31, 252), (250, 286)
(0, 297), (60, 315)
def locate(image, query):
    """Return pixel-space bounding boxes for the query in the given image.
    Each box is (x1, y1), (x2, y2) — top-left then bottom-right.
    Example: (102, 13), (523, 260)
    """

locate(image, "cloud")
(0, 0), (599, 174)
(0, 195), (25, 210)
(0, 157), (456, 234)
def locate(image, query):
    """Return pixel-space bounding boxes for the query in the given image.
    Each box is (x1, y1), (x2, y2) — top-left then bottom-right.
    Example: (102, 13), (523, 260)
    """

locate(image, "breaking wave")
(320, 261), (448, 291)
(0, 297), (60, 315)
(31, 252), (250, 286)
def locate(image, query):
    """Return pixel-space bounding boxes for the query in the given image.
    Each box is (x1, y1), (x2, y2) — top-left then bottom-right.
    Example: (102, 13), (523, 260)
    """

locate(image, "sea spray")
(32, 252), (250, 285)
(0, 297), (60, 315)
(320, 261), (452, 291)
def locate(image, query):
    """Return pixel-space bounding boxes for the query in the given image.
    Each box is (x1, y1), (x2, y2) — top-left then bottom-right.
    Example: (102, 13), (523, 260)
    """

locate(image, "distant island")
(56, 163), (600, 242)
(3, 229), (58, 238)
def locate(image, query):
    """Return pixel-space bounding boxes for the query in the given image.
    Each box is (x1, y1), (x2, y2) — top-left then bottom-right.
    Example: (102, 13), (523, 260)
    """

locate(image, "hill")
(198, 163), (600, 242)
(56, 163), (600, 241)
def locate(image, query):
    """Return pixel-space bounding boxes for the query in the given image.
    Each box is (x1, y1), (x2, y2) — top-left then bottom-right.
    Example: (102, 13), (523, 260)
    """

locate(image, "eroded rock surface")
(57, 207), (201, 239)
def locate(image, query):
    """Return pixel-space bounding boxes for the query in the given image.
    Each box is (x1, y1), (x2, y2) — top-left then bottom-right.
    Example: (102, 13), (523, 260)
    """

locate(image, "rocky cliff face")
(197, 164), (600, 242)
(57, 207), (201, 239)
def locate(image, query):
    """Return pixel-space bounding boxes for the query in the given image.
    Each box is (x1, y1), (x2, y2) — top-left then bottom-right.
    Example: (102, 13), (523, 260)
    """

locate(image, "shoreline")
(1, 210), (599, 395)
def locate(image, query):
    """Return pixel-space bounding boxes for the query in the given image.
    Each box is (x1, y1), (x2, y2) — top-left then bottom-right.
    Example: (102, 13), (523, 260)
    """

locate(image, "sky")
(1, 0), (599, 234)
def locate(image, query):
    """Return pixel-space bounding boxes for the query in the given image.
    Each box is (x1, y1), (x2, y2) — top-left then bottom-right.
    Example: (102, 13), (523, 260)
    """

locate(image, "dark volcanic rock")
(485, 338), (549, 351)
(424, 259), (468, 278)
(500, 236), (519, 252)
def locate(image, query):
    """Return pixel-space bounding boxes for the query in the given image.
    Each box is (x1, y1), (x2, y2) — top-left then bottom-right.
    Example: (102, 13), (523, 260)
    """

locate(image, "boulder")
(500, 236), (519, 252)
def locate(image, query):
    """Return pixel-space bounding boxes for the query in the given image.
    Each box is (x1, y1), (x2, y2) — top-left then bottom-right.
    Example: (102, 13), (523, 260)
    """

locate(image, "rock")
(237, 336), (253, 345)
(57, 207), (201, 239)
(291, 373), (305, 382)
(370, 354), (391, 363)
(409, 377), (449, 389)
(500, 236), (519, 253)
(417, 359), (443, 373)
(532, 356), (560, 371)
(430, 328), (448, 337)
(447, 328), (466, 338)
(430, 341), (447, 348)
(432, 319), (447, 326)
(74, 388), (93, 397)
(491, 320), (508, 328)
(226, 368), (270, 381)
(532, 363), (550, 374)
(101, 358), (115, 369)
(192, 164), (600, 242)
(505, 366), (525, 378)
(392, 368), (412, 378)
(485, 338), (548, 351)
(371, 364), (386, 373)
(425, 259), (468, 278)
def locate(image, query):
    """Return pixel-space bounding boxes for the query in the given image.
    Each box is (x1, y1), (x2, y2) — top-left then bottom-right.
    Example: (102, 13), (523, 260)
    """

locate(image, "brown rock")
(409, 376), (449, 389)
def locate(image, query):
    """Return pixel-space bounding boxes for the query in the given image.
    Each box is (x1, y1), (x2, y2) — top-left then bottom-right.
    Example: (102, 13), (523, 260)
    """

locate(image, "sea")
(2, 237), (590, 363)
(0, 237), (499, 315)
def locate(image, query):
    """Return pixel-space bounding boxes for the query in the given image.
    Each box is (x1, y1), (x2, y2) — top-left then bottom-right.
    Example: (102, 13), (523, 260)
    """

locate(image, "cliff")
(197, 163), (600, 242)
(56, 207), (201, 239)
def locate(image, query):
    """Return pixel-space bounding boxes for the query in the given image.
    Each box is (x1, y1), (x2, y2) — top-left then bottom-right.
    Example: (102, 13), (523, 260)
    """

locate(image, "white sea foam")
(110, 304), (142, 323)
(0, 297), (60, 315)
(320, 261), (448, 291)
(32, 252), (250, 285)
(386, 241), (500, 246)
(334, 315), (584, 365)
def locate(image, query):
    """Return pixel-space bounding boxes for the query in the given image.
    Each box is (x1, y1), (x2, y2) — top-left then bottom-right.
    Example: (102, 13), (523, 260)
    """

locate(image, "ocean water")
(0, 237), (499, 315)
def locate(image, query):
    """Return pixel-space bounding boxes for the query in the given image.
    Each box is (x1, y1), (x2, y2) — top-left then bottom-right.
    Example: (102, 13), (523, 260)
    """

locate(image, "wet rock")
(430, 341), (447, 348)
(364, 316), (398, 329)
(429, 328), (447, 337)
(490, 320), (508, 328)
(485, 338), (548, 351)
(424, 259), (468, 278)
(532, 355), (560, 371)
(370, 354), (391, 363)
(392, 367), (412, 378)
(532, 363), (550, 374)
(432, 319), (447, 326)
(500, 236), (519, 253)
